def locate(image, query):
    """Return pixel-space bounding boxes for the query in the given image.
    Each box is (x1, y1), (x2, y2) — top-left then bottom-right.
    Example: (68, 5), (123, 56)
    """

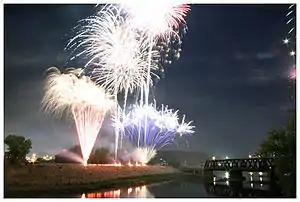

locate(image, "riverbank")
(5, 163), (181, 197)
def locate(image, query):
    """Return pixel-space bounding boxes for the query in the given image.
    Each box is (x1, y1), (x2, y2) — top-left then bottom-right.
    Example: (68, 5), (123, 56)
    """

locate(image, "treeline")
(256, 110), (296, 197)
(4, 134), (113, 165)
(55, 145), (113, 164)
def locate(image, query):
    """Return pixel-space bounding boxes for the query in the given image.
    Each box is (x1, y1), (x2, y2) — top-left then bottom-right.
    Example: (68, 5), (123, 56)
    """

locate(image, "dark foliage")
(257, 110), (296, 197)
(4, 134), (32, 165)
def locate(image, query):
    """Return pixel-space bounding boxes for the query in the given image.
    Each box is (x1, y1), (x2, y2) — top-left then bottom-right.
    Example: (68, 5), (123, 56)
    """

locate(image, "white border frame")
(1, 0), (299, 200)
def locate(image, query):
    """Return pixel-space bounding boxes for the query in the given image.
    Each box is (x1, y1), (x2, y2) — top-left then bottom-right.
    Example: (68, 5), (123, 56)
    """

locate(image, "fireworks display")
(281, 4), (296, 107)
(41, 67), (114, 165)
(112, 103), (195, 163)
(283, 4), (296, 81)
(121, 1), (190, 108)
(131, 147), (157, 165)
(65, 3), (192, 162)
(67, 5), (160, 98)
(120, 0), (190, 39)
(42, 2), (194, 165)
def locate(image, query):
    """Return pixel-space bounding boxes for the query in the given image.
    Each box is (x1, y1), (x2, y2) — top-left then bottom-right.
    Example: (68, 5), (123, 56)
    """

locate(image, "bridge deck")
(203, 158), (274, 172)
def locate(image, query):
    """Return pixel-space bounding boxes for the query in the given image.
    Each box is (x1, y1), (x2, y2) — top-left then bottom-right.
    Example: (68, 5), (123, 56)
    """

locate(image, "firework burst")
(112, 102), (195, 162)
(118, 2), (191, 143)
(67, 5), (160, 97)
(41, 67), (114, 165)
(67, 4), (163, 160)
(131, 147), (157, 165)
(120, 0), (190, 39)
(66, 3), (192, 161)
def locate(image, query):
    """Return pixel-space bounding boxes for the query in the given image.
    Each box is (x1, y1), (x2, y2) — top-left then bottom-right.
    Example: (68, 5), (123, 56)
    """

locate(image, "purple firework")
(112, 103), (195, 150)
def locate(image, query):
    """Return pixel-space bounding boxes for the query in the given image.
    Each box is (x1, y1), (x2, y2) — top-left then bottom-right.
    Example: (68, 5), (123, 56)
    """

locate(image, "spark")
(289, 68), (296, 80)
(67, 5), (162, 160)
(120, 0), (190, 39)
(41, 67), (114, 165)
(290, 51), (295, 56)
(283, 38), (289, 44)
(288, 27), (295, 34)
(286, 10), (294, 17)
(112, 102), (195, 162)
(282, 5), (296, 84)
(67, 5), (160, 97)
(119, 1), (190, 111)
(286, 18), (294, 25)
(132, 147), (157, 164)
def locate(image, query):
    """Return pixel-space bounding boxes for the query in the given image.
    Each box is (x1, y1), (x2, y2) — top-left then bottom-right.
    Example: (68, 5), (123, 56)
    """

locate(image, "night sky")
(4, 4), (295, 158)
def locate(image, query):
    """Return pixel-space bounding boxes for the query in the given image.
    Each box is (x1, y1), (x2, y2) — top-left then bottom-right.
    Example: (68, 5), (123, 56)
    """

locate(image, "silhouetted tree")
(4, 134), (32, 165)
(257, 110), (296, 197)
(88, 148), (112, 164)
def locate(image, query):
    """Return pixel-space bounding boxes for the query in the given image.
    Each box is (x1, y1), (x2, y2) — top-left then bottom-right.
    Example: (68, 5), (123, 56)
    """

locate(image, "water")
(78, 181), (281, 198)
(7, 174), (283, 198)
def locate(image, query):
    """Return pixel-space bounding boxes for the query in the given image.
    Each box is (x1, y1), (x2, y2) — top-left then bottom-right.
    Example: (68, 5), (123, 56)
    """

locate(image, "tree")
(257, 110), (296, 197)
(88, 148), (112, 164)
(4, 134), (32, 165)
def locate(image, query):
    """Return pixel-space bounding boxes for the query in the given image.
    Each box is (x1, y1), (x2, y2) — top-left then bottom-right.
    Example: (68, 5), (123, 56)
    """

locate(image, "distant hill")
(150, 150), (210, 167)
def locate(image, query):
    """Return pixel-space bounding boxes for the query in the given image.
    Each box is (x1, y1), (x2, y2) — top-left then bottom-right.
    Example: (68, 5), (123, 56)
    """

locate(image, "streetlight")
(249, 154), (252, 158)
(212, 156), (216, 160)
(225, 156), (228, 159)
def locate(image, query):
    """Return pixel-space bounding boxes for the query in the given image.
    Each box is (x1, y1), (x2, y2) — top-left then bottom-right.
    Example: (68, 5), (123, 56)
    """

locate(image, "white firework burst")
(67, 5), (161, 96)
(41, 67), (114, 118)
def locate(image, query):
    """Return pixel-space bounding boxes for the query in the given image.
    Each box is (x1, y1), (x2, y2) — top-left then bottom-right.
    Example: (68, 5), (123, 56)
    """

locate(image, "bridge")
(204, 158), (274, 172)
(203, 158), (276, 182)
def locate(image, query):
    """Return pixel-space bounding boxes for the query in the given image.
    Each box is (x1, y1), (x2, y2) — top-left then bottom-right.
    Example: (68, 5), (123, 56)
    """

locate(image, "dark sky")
(4, 4), (295, 158)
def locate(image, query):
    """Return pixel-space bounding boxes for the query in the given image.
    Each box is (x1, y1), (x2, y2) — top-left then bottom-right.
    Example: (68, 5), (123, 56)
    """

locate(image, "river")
(8, 173), (283, 198)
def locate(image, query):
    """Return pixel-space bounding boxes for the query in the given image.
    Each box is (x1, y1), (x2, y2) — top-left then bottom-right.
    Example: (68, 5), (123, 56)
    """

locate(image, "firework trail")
(131, 147), (157, 165)
(283, 4), (296, 81)
(66, 5), (160, 100)
(112, 102), (194, 163)
(119, 1), (190, 148)
(66, 5), (162, 158)
(66, 3), (191, 160)
(133, 24), (188, 103)
(281, 4), (296, 108)
(41, 67), (114, 166)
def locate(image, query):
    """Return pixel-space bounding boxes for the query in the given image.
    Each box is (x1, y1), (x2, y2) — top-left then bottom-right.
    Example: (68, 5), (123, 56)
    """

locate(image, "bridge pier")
(229, 170), (244, 182)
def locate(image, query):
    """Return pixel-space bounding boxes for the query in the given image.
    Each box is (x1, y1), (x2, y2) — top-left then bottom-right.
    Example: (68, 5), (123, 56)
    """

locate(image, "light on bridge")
(225, 156), (228, 159)
(225, 171), (230, 179)
(249, 155), (252, 158)
(212, 156), (216, 160)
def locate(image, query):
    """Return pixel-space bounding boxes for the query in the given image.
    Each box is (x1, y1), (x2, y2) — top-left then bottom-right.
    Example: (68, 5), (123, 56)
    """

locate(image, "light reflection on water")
(212, 171), (271, 191)
(79, 177), (275, 198)
(81, 185), (154, 198)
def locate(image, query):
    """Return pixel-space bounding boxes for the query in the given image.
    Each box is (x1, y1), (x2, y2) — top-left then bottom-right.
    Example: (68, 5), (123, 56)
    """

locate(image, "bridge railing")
(203, 158), (274, 172)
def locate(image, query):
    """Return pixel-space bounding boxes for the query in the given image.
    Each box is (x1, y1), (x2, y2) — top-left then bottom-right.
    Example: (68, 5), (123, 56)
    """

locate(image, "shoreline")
(5, 163), (182, 197)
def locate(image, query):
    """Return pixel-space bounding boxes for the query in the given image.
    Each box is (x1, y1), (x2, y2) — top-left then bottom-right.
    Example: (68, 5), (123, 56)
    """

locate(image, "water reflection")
(204, 171), (282, 197)
(81, 185), (154, 198)
(78, 172), (281, 198)
(204, 181), (278, 197)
